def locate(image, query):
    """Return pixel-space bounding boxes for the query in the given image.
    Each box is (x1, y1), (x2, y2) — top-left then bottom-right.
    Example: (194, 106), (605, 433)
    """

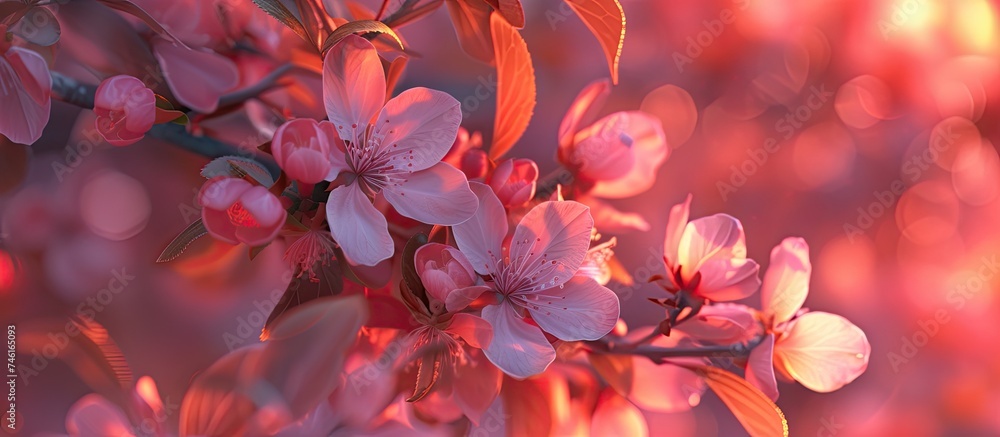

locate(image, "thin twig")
(49, 71), (281, 180)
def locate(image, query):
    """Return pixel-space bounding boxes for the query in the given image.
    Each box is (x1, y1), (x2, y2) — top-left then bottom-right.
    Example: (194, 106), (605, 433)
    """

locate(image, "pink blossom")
(488, 158), (539, 208)
(271, 118), (334, 184)
(0, 30), (51, 145)
(406, 243), (499, 422)
(555, 79), (669, 232)
(452, 183), (620, 378)
(661, 194), (761, 302)
(322, 35), (477, 266)
(199, 177), (285, 246)
(558, 79), (669, 199)
(94, 75), (155, 146)
(745, 237), (871, 400)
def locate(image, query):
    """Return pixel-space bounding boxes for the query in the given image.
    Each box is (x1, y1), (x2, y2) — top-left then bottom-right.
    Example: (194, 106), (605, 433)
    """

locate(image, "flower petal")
(744, 333), (779, 401)
(416, 243), (476, 303)
(453, 349), (502, 425)
(695, 257), (761, 301)
(272, 118), (332, 184)
(675, 303), (756, 343)
(453, 182), (508, 276)
(558, 79), (610, 150)
(626, 330), (707, 412)
(761, 237), (811, 325)
(326, 185), (393, 266)
(446, 313), (493, 349)
(153, 38), (238, 113)
(481, 303), (555, 379)
(526, 275), (619, 341)
(377, 87), (462, 171)
(199, 177), (252, 210)
(589, 111), (669, 199)
(773, 311), (870, 393)
(66, 394), (135, 437)
(509, 200), (594, 291)
(662, 194), (692, 270)
(322, 35), (385, 138)
(569, 112), (639, 182)
(445, 285), (492, 313)
(591, 390), (649, 437)
(383, 162), (477, 225)
(678, 213), (748, 277)
(0, 47), (51, 144)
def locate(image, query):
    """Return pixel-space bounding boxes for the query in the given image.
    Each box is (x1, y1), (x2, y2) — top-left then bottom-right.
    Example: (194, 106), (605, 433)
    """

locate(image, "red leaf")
(444, 0), (494, 64)
(564, 0), (625, 84)
(683, 364), (789, 437)
(488, 11), (535, 160)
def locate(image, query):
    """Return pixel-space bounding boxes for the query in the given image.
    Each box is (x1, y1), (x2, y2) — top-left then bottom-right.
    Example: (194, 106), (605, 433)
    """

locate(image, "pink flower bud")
(488, 158), (538, 207)
(271, 118), (334, 184)
(199, 177), (285, 246)
(94, 75), (155, 147)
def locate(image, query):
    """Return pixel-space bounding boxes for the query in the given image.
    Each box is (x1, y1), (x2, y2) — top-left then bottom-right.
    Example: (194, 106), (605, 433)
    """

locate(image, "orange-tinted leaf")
(384, 55), (409, 100)
(484, 0), (524, 28)
(444, 0), (494, 64)
(564, 0), (625, 84)
(488, 11), (535, 160)
(685, 364), (789, 437)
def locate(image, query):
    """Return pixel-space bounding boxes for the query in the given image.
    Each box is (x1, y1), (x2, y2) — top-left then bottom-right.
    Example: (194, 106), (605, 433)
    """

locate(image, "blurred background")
(3, 0), (1000, 435)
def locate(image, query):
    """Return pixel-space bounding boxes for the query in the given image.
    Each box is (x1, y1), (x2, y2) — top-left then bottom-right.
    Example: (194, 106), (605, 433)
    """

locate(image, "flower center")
(227, 203), (259, 227)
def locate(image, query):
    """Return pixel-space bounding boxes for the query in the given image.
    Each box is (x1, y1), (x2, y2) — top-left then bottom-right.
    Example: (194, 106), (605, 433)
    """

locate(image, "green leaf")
(321, 20), (404, 55)
(251, 0), (312, 46)
(156, 219), (208, 263)
(684, 364), (789, 437)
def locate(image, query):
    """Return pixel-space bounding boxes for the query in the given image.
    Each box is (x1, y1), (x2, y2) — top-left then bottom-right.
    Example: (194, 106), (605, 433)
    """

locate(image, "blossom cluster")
(0, 0), (872, 435)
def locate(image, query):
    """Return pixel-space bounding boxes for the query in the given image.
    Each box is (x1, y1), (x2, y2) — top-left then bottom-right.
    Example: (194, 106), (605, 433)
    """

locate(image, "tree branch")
(49, 72), (281, 180)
